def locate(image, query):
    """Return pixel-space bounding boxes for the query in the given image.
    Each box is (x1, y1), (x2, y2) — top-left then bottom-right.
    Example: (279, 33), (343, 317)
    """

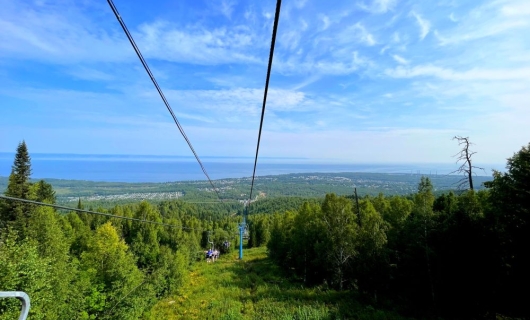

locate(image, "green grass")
(149, 247), (409, 319)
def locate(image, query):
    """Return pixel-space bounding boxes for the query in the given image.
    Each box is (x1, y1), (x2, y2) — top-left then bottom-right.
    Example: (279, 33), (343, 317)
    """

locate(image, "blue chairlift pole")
(239, 205), (247, 260)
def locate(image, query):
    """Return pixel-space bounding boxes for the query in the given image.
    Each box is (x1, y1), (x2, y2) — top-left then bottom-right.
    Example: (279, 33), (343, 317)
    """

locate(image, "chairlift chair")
(0, 291), (30, 320)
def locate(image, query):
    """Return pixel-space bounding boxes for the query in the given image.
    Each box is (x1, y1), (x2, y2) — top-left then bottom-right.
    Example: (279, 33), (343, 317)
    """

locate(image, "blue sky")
(1, 0), (529, 166)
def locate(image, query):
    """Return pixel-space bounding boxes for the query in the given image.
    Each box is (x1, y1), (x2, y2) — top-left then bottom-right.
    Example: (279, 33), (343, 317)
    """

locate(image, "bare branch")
(451, 136), (481, 191)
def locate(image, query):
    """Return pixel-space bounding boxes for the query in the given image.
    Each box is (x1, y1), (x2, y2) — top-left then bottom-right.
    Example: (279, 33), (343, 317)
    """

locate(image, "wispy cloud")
(410, 11), (431, 40)
(320, 15), (331, 31)
(349, 23), (376, 46)
(2, 0), (530, 164)
(294, 0), (308, 9)
(137, 21), (263, 65)
(501, 2), (530, 16)
(435, 0), (530, 46)
(275, 50), (371, 75)
(392, 54), (409, 64)
(386, 65), (530, 81)
(219, 0), (236, 19)
(358, 0), (397, 14)
(0, 1), (132, 64)
(336, 22), (376, 46)
(436, 21), (527, 46)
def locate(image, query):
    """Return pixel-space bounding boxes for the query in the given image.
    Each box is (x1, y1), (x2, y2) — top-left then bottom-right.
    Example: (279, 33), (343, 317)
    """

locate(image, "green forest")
(1, 141), (529, 319)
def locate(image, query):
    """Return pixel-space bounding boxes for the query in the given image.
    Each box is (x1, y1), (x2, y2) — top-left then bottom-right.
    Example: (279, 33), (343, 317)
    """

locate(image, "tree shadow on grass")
(220, 253), (411, 319)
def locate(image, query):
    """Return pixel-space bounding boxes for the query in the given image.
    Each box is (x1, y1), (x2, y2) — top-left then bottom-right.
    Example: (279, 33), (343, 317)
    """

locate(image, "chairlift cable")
(106, 0), (220, 199)
(0, 195), (203, 231)
(238, 0), (282, 260)
(247, 0), (282, 209)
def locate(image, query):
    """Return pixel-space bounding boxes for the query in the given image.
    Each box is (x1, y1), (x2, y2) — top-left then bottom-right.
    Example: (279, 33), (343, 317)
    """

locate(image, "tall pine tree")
(1, 141), (33, 227)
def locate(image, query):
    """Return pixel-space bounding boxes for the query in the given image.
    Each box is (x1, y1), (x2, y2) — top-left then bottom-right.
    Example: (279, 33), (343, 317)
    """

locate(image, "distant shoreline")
(0, 155), (500, 183)
(0, 171), (494, 204)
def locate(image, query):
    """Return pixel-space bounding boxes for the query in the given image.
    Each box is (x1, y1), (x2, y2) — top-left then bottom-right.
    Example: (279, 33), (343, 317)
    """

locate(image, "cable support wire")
(247, 0), (282, 210)
(0, 195), (203, 231)
(106, 0), (220, 199)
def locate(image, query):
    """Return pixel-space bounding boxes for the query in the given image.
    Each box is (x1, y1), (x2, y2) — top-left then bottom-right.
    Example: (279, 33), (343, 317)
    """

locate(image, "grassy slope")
(149, 247), (409, 320)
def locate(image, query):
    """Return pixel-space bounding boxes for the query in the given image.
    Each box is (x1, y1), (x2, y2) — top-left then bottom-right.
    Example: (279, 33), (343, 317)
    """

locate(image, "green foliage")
(484, 142), (530, 316)
(130, 201), (162, 268)
(32, 180), (56, 204)
(385, 196), (413, 226)
(1, 141), (32, 228)
(413, 176), (435, 216)
(149, 247), (409, 320)
(0, 230), (53, 320)
(26, 206), (81, 318)
(265, 160), (530, 318)
(6, 141), (32, 198)
(320, 194), (358, 290)
(268, 194), (391, 292)
(80, 222), (148, 319)
(291, 202), (327, 285)
(1, 143), (529, 318)
(247, 214), (272, 248)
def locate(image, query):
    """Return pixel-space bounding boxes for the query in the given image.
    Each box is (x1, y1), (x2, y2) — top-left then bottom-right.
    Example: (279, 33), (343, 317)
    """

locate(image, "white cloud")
(410, 11), (431, 40)
(3, 0), (530, 164)
(392, 54), (409, 65)
(435, 20), (527, 46)
(163, 87), (311, 118)
(0, 2), (132, 64)
(300, 19), (309, 31)
(65, 66), (115, 81)
(357, 24), (376, 46)
(392, 32), (400, 43)
(386, 65), (530, 81)
(375, 0), (397, 13)
(219, 0), (236, 19)
(258, 127), (465, 163)
(294, 0), (308, 9)
(279, 30), (303, 50)
(435, 1), (530, 46)
(291, 75), (321, 91)
(358, 0), (397, 14)
(0, 0), (271, 66)
(340, 23), (376, 46)
(276, 50), (371, 76)
(267, 89), (307, 111)
(320, 15), (331, 31)
(501, 2), (530, 16)
(137, 21), (262, 65)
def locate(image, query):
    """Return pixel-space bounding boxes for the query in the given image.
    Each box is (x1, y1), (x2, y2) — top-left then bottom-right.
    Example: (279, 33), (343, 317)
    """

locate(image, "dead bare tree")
(450, 136), (485, 190)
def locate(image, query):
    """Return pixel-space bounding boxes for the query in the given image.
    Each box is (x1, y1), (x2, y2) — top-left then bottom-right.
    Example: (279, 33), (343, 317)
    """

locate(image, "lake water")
(0, 153), (498, 183)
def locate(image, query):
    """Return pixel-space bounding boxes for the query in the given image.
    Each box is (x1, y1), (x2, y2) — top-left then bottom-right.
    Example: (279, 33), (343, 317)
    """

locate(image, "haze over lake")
(0, 153), (501, 183)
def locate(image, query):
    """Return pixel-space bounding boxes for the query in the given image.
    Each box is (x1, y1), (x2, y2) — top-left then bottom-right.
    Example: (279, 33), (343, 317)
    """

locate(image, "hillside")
(149, 246), (409, 319)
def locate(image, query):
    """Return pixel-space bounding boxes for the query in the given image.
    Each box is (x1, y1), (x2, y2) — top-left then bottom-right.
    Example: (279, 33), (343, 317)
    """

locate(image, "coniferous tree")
(32, 180), (56, 204)
(1, 141), (33, 227)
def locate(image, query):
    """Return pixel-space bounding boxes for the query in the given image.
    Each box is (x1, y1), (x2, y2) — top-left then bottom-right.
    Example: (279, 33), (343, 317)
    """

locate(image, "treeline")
(0, 142), (240, 319)
(248, 197), (321, 215)
(250, 143), (530, 319)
